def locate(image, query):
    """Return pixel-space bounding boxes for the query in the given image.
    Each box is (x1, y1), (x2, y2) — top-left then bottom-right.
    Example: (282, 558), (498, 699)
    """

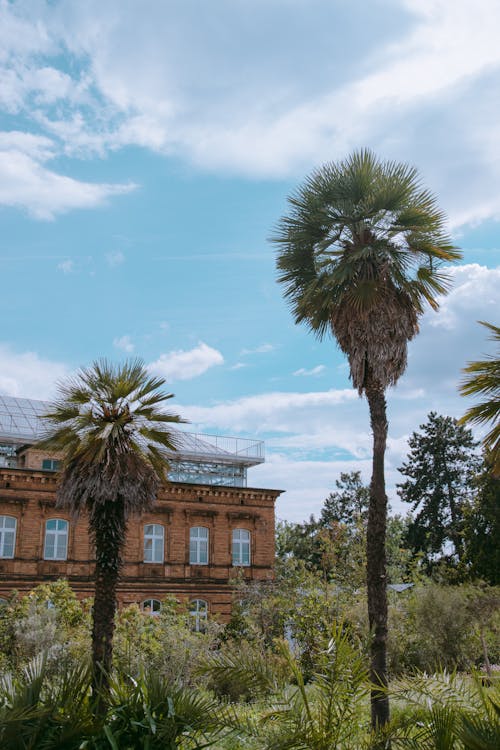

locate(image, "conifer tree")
(398, 412), (481, 566)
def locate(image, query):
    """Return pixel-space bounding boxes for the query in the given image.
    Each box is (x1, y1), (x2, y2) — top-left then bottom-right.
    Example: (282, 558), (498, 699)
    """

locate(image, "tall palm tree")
(460, 321), (500, 477)
(37, 359), (185, 703)
(272, 149), (460, 729)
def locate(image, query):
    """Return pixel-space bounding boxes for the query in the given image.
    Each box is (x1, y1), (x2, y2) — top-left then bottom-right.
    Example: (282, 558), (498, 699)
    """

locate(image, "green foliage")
(198, 639), (290, 702)
(320, 471), (369, 526)
(398, 412), (481, 568)
(387, 585), (499, 675)
(387, 671), (500, 749)
(112, 599), (222, 687)
(276, 472), (413, 588)
(462, 459), (500, 585)
(0, 653), (95, 749)
(93, 670), (225, 749)
(0, 580), (90, 673)
(460, 321), (500, 477)
(203, 624), (371, 750)
(0, 580), (499, 749)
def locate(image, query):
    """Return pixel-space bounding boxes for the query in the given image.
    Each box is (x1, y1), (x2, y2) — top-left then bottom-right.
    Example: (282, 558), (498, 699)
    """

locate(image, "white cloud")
(57, 259), (74, 274)
(240, 343), (275, 355)
(181, 388), (360, 438)
(0, 148), (136, 219)
(230, 362), (247, 371)
(3, 1), (500, 225)
(105, 250), (125, 267)
(0, 344), (70, 400)
(0, 131), (54, 160)
(113, 335), (134, 353)
(293, 365), (326, 377)
(148, 342), (224, 382)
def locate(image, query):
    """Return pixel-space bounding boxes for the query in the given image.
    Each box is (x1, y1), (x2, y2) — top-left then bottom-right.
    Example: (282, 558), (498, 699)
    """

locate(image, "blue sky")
(1, 0), (499, 521)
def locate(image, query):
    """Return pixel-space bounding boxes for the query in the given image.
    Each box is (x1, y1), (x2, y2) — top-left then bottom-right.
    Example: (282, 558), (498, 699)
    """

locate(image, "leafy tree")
(397, 412), (481, 569)
(319, 471), (369, 525)
(462, 456), (500, 585)
(275, 517), (324, 571)
(37, 359), (184, 705)
(272, 150), (459, 727)
(460, 321), (500, 476)
(276, 475), (413, 590)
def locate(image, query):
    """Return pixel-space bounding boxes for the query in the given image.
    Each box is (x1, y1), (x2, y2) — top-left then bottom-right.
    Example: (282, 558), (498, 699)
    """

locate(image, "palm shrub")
(202, 623), (371, 749)
(0, 653), (94, 750)
(94, 668), (226, 750)
(386, 671), (500, 749)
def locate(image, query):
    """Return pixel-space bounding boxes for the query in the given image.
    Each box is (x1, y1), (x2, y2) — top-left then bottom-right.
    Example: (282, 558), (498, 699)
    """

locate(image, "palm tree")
(460, 321), (500, 477)
(272, 149), (460, 729)
(37, 359), (185, 704)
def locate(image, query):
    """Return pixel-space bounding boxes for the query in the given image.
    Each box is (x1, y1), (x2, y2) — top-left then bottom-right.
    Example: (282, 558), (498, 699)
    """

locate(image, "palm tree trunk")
(91, 497), (126, 712)
(365, 375), (390, 730)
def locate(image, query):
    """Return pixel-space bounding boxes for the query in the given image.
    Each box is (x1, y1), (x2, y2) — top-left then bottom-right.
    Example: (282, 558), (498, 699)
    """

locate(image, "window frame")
(189, 526), (209, 565)
(143, 523), (165, 564)
(189, 598), (208, 632)
(0, 515), (16, 559)
(43, 518), (69, 561)
(41, 458), (61, 471)
(141, 598), (161, 615)
(232, 528), (251, 566)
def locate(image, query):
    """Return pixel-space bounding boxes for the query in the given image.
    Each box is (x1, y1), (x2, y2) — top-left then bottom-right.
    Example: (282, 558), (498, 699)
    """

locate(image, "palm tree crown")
(460, 321), (500, 476)
(273, 149), (460, 392)
(39, 359), (185, 519)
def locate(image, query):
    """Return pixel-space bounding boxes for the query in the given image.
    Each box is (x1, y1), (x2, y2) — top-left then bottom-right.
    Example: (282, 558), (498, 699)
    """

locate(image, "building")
(0, 395), (281, 623)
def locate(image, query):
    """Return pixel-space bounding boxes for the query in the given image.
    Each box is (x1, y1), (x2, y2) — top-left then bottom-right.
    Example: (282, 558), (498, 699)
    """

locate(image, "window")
(144, 524), (164, 563)
(189, 527), (208, 565)
(44, 519), (68, 560)
(142, 599), (161, 615)
(189, 599), (208, 632)
(42, 459), (61, 471)
(232, 528), (251, 566)
(0, 516), (16, 558)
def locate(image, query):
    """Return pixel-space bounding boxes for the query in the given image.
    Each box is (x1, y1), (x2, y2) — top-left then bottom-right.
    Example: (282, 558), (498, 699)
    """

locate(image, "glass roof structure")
(0, 395), (263, 486)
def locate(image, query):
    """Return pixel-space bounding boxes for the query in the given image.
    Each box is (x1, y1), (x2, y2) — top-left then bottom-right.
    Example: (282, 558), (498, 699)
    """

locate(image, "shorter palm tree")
(460, 321), (500, 476)
(38, 359), (185, 702)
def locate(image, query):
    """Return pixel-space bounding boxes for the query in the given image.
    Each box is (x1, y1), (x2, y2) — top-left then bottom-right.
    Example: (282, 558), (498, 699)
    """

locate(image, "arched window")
(232, 528), (251, 566)
(189, 527), (209, 565)
(44, 519), (68, 560)
(144, 524), (164, 563)
(0, 516), (16, 559)
(142, 598), (161, 615)
(189, 599), (208, 632)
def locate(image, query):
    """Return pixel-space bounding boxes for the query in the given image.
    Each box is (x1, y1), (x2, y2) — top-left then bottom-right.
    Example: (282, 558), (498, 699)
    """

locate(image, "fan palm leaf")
(460, 322), (500, 476)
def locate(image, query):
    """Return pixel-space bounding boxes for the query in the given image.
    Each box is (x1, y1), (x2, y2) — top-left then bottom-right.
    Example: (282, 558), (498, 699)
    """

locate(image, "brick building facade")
(0, 396), (281, 623)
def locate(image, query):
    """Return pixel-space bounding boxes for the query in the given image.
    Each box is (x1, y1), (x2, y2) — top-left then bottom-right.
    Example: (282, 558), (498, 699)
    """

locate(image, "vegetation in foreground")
(0, 576), (498, 749)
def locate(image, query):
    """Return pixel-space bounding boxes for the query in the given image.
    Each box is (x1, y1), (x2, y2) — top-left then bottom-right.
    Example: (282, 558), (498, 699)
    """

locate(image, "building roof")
(0, 395), (263, 468)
